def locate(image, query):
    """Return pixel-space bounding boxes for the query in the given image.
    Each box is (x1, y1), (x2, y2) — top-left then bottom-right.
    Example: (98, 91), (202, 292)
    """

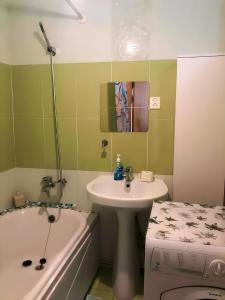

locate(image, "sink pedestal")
(113, 210), (140, 300)
(87, 175), (169, 299)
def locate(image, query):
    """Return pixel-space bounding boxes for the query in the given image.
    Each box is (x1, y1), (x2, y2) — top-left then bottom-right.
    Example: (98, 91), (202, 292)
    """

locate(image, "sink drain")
(48, 215), (55, 223)
(35, 257), (47, 270)
(22, 258), (47, 270)
(40, 258), (47, 264)
(22, 260), (32, 267)
(35, 264), (44, 270)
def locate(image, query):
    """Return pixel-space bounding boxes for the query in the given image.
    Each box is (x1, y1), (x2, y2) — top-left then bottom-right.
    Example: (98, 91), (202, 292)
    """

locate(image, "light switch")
(150, 97), (160, 109)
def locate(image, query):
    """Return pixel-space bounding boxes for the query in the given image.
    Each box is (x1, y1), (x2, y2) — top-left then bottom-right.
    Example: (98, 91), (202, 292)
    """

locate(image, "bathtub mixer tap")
(41, 176), (67, 196)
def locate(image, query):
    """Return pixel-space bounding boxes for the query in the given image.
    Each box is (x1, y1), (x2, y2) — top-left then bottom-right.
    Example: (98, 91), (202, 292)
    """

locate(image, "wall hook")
(102, 139), (108, 148)
(101, 139), (108, 158)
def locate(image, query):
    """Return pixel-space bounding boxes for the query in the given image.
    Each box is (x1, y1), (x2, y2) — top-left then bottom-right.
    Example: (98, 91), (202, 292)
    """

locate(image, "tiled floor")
(87, 266), (144, 300)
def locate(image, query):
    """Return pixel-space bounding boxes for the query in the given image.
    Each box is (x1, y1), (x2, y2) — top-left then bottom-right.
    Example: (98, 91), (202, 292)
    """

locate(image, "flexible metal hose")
(49, 55), (63, 201)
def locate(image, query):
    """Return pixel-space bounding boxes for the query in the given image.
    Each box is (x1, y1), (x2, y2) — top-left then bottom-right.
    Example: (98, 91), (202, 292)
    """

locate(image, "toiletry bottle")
(13, 191), (26, 208)
(114, 154), (124, 180)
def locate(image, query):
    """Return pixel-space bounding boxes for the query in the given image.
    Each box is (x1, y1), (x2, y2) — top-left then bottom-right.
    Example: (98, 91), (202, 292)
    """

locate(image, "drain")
(35, 264), (44, 271)
(22, 260), (32, 267)
(40, 258), (47, 264)
(48, 215), (55, 223)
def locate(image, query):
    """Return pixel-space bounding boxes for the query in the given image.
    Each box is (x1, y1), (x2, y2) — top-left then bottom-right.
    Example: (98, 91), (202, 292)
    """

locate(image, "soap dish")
(140, 171), (154, 182)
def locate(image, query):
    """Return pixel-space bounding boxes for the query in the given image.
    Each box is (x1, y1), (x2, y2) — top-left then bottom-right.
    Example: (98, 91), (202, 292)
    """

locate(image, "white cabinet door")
(173, 55), (225, 205)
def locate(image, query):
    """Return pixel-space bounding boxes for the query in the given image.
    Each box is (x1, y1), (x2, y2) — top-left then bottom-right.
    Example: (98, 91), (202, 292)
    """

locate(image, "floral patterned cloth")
(148, 201), (225, 246)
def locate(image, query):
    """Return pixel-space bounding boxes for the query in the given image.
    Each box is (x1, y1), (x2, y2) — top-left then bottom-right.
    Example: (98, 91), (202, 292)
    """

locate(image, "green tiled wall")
(12, 60), (177, 174)
(0, 63), (15, 171)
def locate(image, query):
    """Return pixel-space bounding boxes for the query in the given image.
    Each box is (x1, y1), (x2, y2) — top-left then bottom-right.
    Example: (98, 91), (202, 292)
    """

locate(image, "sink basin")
(87, 174), (168, 209)
(87, 174), (168, 300)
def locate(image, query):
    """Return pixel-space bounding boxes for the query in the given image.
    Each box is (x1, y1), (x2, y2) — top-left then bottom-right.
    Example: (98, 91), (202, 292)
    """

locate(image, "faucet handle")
(61, 178), (67, 186)
(42, 176), (53, 182)
(125, 166), (133, 172)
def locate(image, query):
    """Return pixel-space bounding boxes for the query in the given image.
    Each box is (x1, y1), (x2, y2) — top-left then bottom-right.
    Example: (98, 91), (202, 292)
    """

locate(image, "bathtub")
(0, 206), (100, 300)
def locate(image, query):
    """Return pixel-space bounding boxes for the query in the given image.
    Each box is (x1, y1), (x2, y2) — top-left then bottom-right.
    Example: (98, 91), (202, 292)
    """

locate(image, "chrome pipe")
(49, 55), (64, 200)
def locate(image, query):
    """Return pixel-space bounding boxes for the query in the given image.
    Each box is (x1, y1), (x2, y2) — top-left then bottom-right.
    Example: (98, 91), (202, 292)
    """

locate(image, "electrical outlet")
(150, 97), (160, 109)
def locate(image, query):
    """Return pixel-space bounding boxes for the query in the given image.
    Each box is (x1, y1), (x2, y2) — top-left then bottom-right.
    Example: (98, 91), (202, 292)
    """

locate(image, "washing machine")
(144, 201), (225, 300)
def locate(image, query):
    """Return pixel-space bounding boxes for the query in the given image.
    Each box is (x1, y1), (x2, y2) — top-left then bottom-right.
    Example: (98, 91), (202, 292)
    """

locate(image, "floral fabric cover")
(148, 200), (225, 246)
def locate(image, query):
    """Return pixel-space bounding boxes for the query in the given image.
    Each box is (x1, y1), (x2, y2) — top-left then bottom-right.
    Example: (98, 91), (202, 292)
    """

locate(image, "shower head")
(39, 22), (56, 56)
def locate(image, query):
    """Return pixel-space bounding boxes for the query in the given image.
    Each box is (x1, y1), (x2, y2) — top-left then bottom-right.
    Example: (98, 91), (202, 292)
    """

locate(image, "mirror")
(100, 81), (150, 132)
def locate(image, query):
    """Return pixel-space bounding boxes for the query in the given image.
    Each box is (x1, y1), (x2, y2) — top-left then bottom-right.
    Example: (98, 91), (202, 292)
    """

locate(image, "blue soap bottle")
(114, 154), (124, 180)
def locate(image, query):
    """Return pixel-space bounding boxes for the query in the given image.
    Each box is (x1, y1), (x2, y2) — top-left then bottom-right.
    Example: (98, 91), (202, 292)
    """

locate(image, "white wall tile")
(11, 168), (173, 263)
(0, 168), (16, 210)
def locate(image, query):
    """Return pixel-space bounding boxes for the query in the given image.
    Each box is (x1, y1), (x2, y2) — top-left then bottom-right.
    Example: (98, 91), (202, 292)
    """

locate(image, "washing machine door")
(161, 286), (225, 300)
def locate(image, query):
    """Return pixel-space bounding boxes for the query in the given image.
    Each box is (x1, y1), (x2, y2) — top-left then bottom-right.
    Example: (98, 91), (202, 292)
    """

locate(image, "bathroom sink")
(87, 174), (168, 209)
(87, 174), (168, 299)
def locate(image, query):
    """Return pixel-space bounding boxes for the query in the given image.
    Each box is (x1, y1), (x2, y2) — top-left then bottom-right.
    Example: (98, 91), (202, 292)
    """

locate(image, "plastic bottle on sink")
(114, 154), (124, 180)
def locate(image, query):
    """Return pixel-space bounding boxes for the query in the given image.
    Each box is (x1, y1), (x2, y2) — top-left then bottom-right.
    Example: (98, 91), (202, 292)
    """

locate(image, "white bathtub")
(0, 206), (100, 300)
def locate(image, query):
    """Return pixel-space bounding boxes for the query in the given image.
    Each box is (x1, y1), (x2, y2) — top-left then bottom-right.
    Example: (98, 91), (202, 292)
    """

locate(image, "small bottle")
(13, 191), (26, 208)
(114, 154), (124, 180)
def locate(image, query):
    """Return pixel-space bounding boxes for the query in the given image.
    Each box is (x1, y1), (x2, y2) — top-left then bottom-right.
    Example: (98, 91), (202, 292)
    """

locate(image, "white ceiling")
(0, 0), (85, 21)
(0, 0), (64, 8)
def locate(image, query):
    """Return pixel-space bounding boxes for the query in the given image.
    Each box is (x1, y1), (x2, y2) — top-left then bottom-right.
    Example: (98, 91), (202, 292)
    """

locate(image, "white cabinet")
(173, 55), (225, 205)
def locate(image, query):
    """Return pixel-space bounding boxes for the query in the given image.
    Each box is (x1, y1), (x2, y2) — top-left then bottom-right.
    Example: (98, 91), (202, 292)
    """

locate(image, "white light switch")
(150, 97), (160, 109)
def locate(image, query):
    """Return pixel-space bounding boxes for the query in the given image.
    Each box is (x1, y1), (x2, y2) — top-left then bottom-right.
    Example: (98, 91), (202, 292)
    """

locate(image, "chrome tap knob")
(41, 176), (54, 192)
(61, 178), (67, 187)
(42, 176), (53, 184)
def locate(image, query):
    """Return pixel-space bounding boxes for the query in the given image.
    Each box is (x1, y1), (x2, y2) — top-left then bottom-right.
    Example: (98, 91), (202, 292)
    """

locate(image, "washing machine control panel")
(209, 259), (225, 278)
(151, 248), (225, 281)
(151, 248), (207, 277)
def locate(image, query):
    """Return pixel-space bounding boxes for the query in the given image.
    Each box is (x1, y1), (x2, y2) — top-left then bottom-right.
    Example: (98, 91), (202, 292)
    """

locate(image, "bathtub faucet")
(41, 176), (67, 196)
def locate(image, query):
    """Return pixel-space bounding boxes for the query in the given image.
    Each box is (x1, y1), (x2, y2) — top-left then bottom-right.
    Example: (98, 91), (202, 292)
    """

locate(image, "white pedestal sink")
(87, 174), (168, 300)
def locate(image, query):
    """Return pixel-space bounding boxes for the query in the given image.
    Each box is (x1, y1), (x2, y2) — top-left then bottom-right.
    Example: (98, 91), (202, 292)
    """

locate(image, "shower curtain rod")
(7, 0), (86, 23)
(65, 0), (86, 23)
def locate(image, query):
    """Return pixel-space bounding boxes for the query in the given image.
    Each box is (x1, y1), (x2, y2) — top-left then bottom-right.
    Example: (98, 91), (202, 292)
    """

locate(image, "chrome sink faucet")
(124, 166), (134, 187)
